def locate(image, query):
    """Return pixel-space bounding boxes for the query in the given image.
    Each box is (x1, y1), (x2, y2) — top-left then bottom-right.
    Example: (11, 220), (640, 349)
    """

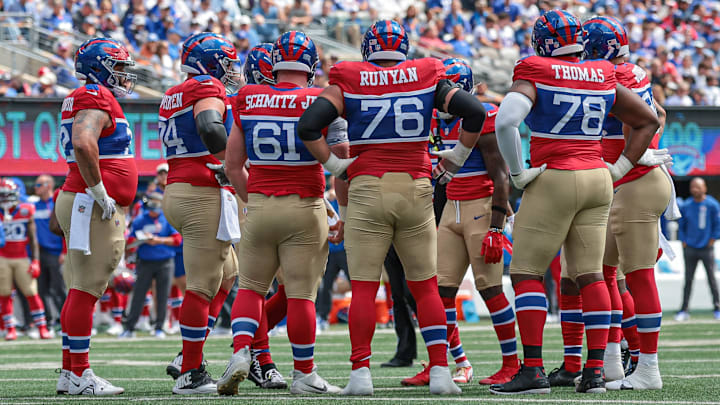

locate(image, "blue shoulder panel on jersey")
(192, 75), (212, 83)
(85, 84), (99, 91)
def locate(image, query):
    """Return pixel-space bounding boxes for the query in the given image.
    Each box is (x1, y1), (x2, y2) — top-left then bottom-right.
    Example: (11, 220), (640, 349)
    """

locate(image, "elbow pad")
(447, 90), (487, 132)
(196, 109), (227, 154)
(298, 97), (339, 142)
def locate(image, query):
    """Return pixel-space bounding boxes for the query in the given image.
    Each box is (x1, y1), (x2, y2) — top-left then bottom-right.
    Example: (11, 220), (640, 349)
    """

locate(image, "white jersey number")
(550, 94), (606, 136)
(252, 122), (301, 161)
(160, 118), (188, 155)
(360, 97), (424, 139)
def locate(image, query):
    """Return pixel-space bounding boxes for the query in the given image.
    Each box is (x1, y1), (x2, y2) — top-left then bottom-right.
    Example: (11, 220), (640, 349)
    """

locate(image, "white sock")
(606, 342), (621, 355)
(638, 353), (658, 365)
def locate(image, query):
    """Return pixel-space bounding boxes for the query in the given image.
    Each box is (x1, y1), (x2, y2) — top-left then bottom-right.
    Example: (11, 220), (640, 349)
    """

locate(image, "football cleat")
(56, 369), (70, 394)
(574, 367), (606, 394)
(173, 368), (216, 395)
(401, 362), (430, 386)
(39, 325), (54, 339)
(166, 352), (183, 380)
(674, 311), (689, 321)
(117, 330), (136, 339)
(106, 323), (123, 336)
(93, 311), (113, 327)
(247, 353), (263, 387)
(479, 362), (520, 385)
(341, 367), (373, 396)
(290, 367), (341, 395)
(604, 345), (625, 382)
(262, 366), (288, 389)
(136, 316), (152, 332)
(548, 362), (581, 387)
(217, 347), (251, 396)
(489, 364), (551, 395)
(429, 366), (461, 395)
(607, 361), (662, 390)
(4, 327), (17, 341)
(625, 358), (638, 377)
(452, 365), (473, 384)
(68, 369), (124, 395)
(153, 330), (166, 339)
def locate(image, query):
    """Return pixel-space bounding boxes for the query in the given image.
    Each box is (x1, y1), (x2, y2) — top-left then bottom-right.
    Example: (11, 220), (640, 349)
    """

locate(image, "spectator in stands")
(50, 41), (79, 89)
(470, 0), (489, 30)
(706, 75), (720, 106)
(676, 177), (720, 321)
(286, 0), (312, 27)
(444, 0), (471, 35)
(72, 1), (94, 29)
(32, 175), (66, 330)
(666, 81), (693, 106)
(418, 23), (453, 54)
(448, 24), (472, 58)
(43, 0), (73, 32)
(253, 0), (285, 43)
(234, 31), (251, 66)
(5, 0), (39, 18)
(166, 28), (183, 61)
(31, 71), (63, 97)
(492, 0), (520, 22)
(101, 14), (125, 43)
(127, 13), (151, 52)
(473, 13), (501, 51)
(194, 0), (215, 28)
(121, 192), (181, 338)
(402, 4), (422, 39)
(80, 15), (98, 36)
(236, 14), (259, 49)
(8, 73), (29, 96)
(0, 73), (18, 97)
(496, 12), (516, 49)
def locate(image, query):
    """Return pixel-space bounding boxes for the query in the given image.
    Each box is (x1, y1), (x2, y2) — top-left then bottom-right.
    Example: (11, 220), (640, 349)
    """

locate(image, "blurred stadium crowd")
(0, 0), (719, 105)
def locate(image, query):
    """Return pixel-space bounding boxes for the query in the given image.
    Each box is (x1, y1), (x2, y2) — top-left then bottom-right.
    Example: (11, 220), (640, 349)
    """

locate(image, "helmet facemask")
(100, 56), (137, 97)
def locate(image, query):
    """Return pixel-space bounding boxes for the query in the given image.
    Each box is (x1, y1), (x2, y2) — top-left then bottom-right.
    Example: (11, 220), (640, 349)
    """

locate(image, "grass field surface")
(1, 314), (719, 404)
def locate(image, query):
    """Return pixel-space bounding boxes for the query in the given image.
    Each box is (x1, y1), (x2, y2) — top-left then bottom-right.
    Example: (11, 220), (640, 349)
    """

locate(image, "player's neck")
(275, 71), (308, 88)
(610, 56), (626, 65)
(373, 60), (401, 68)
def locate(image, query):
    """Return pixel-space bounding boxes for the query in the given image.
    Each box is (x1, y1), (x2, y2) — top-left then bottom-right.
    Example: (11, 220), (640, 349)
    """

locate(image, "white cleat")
(217, 347), (251, 396)
(94, 311), (113, 328)
(674, 311), (689, 322)
(56, 369), (70, 394)
(604, 344), (625, 382)
(68, 369), (124, 396)
(106, 323), (123, 336)
(606, 361), (662, 390)
(341, 367), (373, 396)
(290, 368), (342, 394)
(137, 316), (152, 332)
(429, 366), (461, 395)
(452, 365), (474, 384)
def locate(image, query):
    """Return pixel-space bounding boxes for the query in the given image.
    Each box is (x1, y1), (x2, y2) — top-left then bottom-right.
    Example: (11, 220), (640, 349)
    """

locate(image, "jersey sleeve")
(480, 104), (498, 135)
(326, 117), (348, 146)
(431, 58), (448, 83)
(512, 56), (540, 83)
(231, 86), (249, 128)
(72, 86), (115, 119)
(183, 76), (227, 106)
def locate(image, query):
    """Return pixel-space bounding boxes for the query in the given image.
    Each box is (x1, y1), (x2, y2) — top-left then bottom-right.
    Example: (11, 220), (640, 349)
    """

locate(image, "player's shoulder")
(482, 102), (498, 114)
(175, 75), (225, 99)
(68, 84), (117, 113)
(17, 202), (35, 217)
(615, 62), (650, 89)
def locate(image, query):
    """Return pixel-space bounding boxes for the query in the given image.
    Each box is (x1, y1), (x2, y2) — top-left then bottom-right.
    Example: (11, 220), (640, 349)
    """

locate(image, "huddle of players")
(51, 7), (671, 397)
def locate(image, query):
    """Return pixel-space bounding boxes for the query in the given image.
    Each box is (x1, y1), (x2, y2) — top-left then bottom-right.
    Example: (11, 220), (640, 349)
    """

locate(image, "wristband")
(491, 205), (507, 215)
(87, 181), (108, 201)
(489, 226), (503, 233)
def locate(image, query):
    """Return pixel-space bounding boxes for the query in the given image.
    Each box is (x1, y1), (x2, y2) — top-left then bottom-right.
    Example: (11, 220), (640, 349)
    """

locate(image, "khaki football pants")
(236, 194), (328, 301)
(345, 173), (436, 283)
(511, 168), (613, 280)
(0, 257), (36, 296)
(437, 197), (503, 290)
(55, 191), (126, 298)
(603, 167), (671, 275)
(163, 183), (233, 298)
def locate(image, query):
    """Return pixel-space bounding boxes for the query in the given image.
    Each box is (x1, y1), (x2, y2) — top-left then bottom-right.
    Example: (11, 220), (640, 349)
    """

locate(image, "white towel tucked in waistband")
(658, 220), (676, 261)
(216, 188), (241, 243)
(69, 193), (94, 255)
(660, 164), (681, 221)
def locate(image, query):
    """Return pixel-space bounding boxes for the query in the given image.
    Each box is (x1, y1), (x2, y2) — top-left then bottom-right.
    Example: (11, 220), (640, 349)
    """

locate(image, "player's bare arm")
(477, 133), (509, 231)
(72, 108), (111, 188)
(225, 122), (249, 202)
(610, 84), (660, 164)
(27, 215), (39, 263)
(328, 141), (349, 244)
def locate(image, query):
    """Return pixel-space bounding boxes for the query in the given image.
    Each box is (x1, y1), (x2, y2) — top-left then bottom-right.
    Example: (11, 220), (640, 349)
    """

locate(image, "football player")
(298, 20), (490, 396)
(489, 10), (665, 394)
(0, 179), (50, 341)
(402, 59), (516, 387)
(586, 16), (672, 390)
(159, 32), (241, 394)
(218, 30), (347, 396)
(54, 38), (138, 395)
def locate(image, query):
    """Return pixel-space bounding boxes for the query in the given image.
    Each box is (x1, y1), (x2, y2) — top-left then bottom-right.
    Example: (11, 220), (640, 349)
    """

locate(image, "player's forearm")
(74, 138), (102, 187)
(329, 143), (349, 207)
(28, 220), (39, 261)
(226, 164), (248, 203)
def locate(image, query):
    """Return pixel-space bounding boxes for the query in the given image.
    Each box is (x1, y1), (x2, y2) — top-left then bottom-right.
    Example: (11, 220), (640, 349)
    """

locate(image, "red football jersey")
(60, 84), (138, 206)
(602, 62), (660, 187)
(514, 56), (618, 171)
(0, 203), (35, 259)
(160, 75), (231, 188)
(233, 83), (326, 198)
(329, 58), (446, 181)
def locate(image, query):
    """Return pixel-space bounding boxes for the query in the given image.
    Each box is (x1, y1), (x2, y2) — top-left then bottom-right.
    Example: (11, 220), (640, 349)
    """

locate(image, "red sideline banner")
(0, 98), (164, 176)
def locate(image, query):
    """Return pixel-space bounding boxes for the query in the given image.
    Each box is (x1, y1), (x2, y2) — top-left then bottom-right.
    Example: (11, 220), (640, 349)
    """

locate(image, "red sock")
(231, 289), (263, 353)
(100, 288), (111, 313)
(169, 285), (183, 323)
(110, 290), (125, 323)
(349, 280), (379, 370)
(559, 290), (583, 373)
(581, 281), (611, 369)
(287, 298), (316, 373)
(407, 276), (448, 368)
(252, 302), (273, 366)
(60, 300), (70, 370)
(603, 266), (623, 344)
(142, 292), (152, 317)
(206, 287), (229, 338)
(549, 255), (562, 304)
(179, 291), (210, 373)
(265, 284), (287, 330)
(625, 269), (661, 355)
(65, 289), (97, 377)
(27, 294), (47, 328)
(620, 290), (640, 361)
(383, 281), (393, 311)
(0, 295), (14, 330)
(513, 280), (547, 368)
(485, 293), (519, 368)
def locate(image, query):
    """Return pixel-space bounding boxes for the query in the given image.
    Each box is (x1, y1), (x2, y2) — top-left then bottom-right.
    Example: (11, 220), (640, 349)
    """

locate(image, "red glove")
(28, 259), (40, 279)
(481, 229), (504, 264)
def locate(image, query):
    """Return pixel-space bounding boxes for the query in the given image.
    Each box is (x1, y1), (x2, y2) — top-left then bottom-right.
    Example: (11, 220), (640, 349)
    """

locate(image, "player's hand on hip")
(481, 229), (504, 264)
(206, 163), (231, 187)
(28, 259), (40, 278)
(328, 221), (344, 244)
(510, 164), (546, 190)
(85, 181), (117, 221)
(323, 154), (357, 180)
(637, 148), (672, 167)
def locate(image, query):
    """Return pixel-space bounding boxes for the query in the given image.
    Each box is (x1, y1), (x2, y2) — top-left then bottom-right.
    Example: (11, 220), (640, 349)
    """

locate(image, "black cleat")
(489, 364), (551, 395)
(172, 368), (217, 395)
(381, 357), (413, 368)
(625, 358), (638, 377)
(248, 354), (263, 387)
(548, 362), (581, 387)
(575, 366), (606, 394)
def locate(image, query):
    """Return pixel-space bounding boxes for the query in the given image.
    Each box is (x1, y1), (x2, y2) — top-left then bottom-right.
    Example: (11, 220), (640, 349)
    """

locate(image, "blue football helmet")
(75, 38), (137, 96)
(272, 31), (318, 86)
(361, 20), (409, 62)
(582, 16), (629, 60)
(443, 58), (474, 93)
(181, 32), (241, 92)
(244, 43), (275, 85)
(532, 10), (585, 57)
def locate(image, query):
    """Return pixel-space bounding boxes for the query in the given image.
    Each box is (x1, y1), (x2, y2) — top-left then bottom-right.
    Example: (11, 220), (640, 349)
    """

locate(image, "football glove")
(431, 143), (473, 185)
(481, 228), (504, 264)
(85, 181), (116, 221)
(510, 164), (547, 190)
(323, 153), (357, 180)
(637, 148), (672, 167)
(606, 154), (633, 182)
(206, 162), (231, 187)
(28, 259), (40, 278)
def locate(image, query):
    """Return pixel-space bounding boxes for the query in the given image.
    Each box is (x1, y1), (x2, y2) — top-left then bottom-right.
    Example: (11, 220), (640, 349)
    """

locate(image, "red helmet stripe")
(556, 12), (572, 46)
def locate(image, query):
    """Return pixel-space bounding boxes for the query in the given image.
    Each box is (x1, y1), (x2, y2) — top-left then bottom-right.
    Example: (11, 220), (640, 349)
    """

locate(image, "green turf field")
(1, 314), (719, 404)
